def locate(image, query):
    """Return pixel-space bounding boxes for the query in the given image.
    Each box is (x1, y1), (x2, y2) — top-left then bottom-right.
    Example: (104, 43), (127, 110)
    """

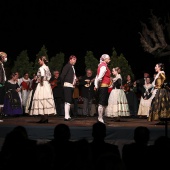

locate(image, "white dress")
(105, 75), (130, 118)
(137, 84), (153, 117)
(28, 64), (56, 115)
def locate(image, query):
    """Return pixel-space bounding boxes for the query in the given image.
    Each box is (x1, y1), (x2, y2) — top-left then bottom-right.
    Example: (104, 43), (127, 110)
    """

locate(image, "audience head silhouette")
(92, 122), (106, 140)
(134, 126), (150, 145)
(54, 123), (71, 141)
(154, 135), (170, 148)
(12, 125), (28, 140)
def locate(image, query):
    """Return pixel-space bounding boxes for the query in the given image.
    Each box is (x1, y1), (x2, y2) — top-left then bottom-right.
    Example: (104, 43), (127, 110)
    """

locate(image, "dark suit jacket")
(60, 62), (75, 85)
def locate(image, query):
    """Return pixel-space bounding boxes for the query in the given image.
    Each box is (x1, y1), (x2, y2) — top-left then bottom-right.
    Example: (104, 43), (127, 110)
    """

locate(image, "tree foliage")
(33, 45), (48, 72)
(84, 51), (98, 75)
(109, 48), (119, 70)
(109, 48), (134, 81)
(11, 50), (34, 77)
(117, 54), (134, 81)
(8, 46), (134, 82)
(49, 52), (65, 73)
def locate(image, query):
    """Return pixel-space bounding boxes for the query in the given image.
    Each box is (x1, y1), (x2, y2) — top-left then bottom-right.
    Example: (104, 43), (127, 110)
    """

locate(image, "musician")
(49, 70), (64, 116)
(122, 74), (139, 117)
(71, 77), (80, 117)
(79, 68), (95, 116)
(137, 77), (153, 118)
(18, 72), (31, 114)
(135, 72), (152, 96)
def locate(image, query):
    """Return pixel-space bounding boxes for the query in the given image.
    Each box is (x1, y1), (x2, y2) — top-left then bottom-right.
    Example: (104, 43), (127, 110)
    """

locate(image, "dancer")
(105, 67), (130, 121)
(60, 55), (77, 121)
(94, 54), (111, 123)
(3, 73), (23, 116)
(28, 56), (56, 123)
(0, 52), (7, 122)
(148, 63), (170, 124)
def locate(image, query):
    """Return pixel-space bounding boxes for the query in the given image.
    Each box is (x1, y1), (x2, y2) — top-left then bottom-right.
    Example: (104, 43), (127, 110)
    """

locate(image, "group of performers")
(94, 55), (170, 124)
(1, 51), (170, 124)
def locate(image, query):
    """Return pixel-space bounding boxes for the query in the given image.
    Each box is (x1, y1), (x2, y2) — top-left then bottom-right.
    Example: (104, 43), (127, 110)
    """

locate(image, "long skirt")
(105, 89), (130, 117)
(3, 91), (23, 116)
(27, 81), (56, 115)
(137, 97), (152, 117)
(148, 88), (170, 121)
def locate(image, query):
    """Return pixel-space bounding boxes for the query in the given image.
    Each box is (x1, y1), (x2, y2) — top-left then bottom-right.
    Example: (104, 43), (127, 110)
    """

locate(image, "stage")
(0, 115), (169, 153)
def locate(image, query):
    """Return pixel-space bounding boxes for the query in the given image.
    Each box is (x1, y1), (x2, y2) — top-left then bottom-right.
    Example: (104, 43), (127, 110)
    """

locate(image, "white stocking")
(98, 105), (104, 123)
(64, 102), (71, 119)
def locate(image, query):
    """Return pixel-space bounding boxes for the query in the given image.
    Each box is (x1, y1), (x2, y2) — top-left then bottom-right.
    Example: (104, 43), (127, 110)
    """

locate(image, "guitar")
(50, 79), (58, 89)
(123, 83), (130, 92)
(84, 78), (95, 87)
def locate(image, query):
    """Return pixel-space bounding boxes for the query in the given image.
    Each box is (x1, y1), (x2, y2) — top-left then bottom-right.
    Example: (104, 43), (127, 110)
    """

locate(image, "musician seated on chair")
(79, 68), (95, 117)
(49, 70), (64, 116)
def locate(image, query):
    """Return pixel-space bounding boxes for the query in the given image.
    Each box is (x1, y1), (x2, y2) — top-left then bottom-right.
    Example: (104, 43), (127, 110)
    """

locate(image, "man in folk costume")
(94, 54), (111, 123)
(60, 55), (77, 121)
(0, 52), (7, 122)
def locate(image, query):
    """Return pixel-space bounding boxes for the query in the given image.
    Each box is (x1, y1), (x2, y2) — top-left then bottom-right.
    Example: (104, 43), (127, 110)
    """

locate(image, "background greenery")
(5, 45), (134, 81)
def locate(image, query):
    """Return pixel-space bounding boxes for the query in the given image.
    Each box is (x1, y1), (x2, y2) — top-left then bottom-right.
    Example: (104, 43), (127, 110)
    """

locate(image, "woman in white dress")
(105, 67), (130, 121)
(28, 56), (56, 123)
(137, 77), (153, 118)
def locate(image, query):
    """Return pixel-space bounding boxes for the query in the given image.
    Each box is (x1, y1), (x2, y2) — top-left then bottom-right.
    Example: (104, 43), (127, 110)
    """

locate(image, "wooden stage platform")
(0, 115), (170, 152)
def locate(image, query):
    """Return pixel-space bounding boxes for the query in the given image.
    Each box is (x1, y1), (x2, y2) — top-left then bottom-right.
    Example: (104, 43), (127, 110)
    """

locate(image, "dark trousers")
(82, 97), (92, 115)
(63, 87), (74, 104)
(0, 86), (5, 106)
(126, 91), (139, 116)
(98, 87), (109, 106)
(54, 97), (64, 115)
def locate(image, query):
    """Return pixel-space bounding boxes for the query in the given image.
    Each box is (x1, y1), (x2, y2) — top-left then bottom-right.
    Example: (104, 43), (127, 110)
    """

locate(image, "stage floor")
(0, 115), (169, 153)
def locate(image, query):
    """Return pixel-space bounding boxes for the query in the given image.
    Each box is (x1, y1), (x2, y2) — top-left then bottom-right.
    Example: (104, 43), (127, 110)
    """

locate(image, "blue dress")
(3, 81), (23, 116)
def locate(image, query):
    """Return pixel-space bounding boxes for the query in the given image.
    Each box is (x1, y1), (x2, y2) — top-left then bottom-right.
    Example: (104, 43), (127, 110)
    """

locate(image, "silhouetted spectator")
(0, 126), (37, 169)
(73, 138), (91, 170)
(45, 123), (76, 170)
(89, 122), (121, 169)
(122, 126), (151, 170)
(147, 135), (170, 169)
(95, 152), (125, 170)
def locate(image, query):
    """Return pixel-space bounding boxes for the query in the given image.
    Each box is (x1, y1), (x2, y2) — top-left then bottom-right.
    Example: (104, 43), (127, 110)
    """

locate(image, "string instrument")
(50, 79), (58, 89)
(123, 83), (130, 92)
(84, 78), (95, 87)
